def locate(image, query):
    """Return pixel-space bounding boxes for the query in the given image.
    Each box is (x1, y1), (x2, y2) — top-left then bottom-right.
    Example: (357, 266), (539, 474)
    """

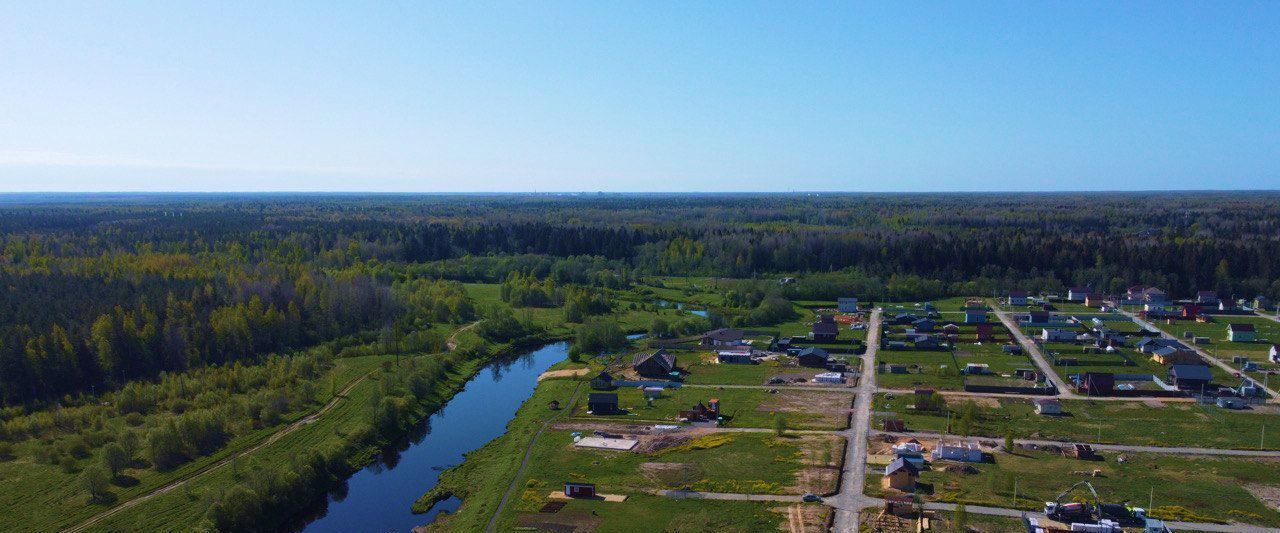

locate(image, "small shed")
(564, 482), (596, 498)
(1034, 398), (1063, 415)
(1217, 396), (1246, 409)
(1228, 323), (1257, 342)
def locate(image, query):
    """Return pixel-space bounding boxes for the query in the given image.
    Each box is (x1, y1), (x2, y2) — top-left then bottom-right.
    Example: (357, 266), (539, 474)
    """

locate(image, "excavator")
(1044, 481), (1151, 531)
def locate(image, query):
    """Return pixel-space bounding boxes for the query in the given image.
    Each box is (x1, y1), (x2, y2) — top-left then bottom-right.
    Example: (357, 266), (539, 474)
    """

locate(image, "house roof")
(1170, 364), (1213, 381)
(633, 350), (676, 372)
(588, 393), (618, 403)
(703, 328), (744, 342)
(797, 347), (829, 359)
(812, 321), (839, 335)
(1009, 290), (1028, 297)
(885, 457), (920, 476)
(1229, 323), (1256, 332)
(1034, 398), (1062, 407)
(593, 370), (613, 381)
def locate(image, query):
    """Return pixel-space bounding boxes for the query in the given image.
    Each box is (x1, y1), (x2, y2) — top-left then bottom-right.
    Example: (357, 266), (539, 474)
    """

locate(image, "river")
(295, 341), (571, 533)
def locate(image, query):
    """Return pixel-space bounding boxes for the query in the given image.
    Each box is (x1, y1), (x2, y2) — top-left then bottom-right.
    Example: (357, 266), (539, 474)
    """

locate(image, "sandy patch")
(1143, 399), (1166, 408)
(758, 391), (854, 429)
(538, 368), (591, 381)
(789, 434), (845, 495)
(962, 396), (1000, 409)
(773, 503), (831, 533)
(1244, 483), (1280, 510)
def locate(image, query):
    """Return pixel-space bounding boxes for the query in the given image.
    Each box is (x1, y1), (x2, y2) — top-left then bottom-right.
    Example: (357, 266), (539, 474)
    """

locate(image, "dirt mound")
(942, 463), (979, 475)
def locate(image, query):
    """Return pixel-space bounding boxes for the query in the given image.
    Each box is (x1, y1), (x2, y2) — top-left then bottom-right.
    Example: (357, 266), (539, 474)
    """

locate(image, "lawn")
(1149, 316), (1280, 357)
(680, 353), (848, 387)
(578, 386), (853, 430)
(508, 493), (817, 532)
(876, 344), (1032, 391)
(867, 448), (1280, 527)
(1039, 341), (1236, 384)
(872, 393), (1280, 450)
(508, 430), (843, 498)
(881, 297), (977, 313)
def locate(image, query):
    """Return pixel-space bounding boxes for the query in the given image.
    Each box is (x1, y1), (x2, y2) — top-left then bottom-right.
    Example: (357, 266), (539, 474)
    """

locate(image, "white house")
(932, 441), (983, 462)
(814, 372), (846, 384)
(837, 297), (859, 313)
(1067, 287), (1090, 302)
(1269, 344), (1279, 363)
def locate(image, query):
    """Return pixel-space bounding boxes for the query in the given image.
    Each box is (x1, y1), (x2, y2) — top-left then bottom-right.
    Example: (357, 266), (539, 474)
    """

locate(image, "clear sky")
(1, 2), (1277, 192)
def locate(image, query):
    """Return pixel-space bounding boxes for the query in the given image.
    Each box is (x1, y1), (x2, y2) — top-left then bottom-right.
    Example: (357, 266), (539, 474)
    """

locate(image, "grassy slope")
(83, 353), (487, 531)
(0, 354), (387, 532)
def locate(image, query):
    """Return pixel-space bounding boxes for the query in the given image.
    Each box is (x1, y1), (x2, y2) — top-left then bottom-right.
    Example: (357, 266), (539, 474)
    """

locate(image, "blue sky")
(0, 2), (1277, 192)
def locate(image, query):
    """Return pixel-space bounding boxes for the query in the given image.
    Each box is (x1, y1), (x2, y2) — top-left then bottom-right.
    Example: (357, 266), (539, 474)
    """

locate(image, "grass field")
(83, 352), (488, 531)
(0, 353), (392, 532)
(867, 448), (1280, 527)
(1148, 315), (1280, 357)
(680, 353), (843, 386)
(873, 393), (1280, 450)
(508, 493), (813, 532)
(877, 344), (1032, 391)
(578, 386), (852, 430)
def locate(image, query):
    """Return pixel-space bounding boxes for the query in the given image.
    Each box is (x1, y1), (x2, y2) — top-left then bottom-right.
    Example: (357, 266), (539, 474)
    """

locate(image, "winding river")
(295, 341), (571, 532)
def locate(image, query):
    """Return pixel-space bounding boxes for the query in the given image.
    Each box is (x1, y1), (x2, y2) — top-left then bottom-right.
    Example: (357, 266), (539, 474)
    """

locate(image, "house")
(775, 337), (792, 351)
(1150, 345), (1201, 365)
(1066, 444), (1100, 461)
(701, 328), (744, 347)
(587, 393), (619, 414)
(1219, 300), (1240, 312)
(1254, 295), (1273, 311)
(911, 334), (942, 350)
(1126, 285), (1147, 300)
(922, 302), (937, 314)
(1271, 345), (1279, 363)
(812, 315), (839, 343)
(888, 364), (909, 374)
(1085, 294), (1108, 308)
(1034, 398), (1063, 415)
(814, 372), (845, 384)
(1227, 323), (1256, 342)
(1196, 291), (1219, 305)
(932, 441), (983, 462)
(964, 363), (989, 375)
(895, 450), (926, 469)
(837, 297), (859, 312)
(1140, 287), (1168, 303)
(1067, 287), (1091, 302)
(911, 318), (936, 332)
(884, 340), (910, 350)
(633, 350), (677, 378)
(717, 348), (755, 365)
(1078, 372), (1115, 395)
(1168, 364), (1213, 390)
(590, 371), (616, 390)
(797, 347), (830, 368)
(1041, 329), (1076, 342)
(564, 482), (596, 498)
(1002, 344), (1023, 355)
(881, 457), (920, 491)
(1182, 304), (1202, 319)
(1008, 291), (1029, 306)
(1028, 311), (1050, 325)
(1136, 337), (1191, 354)
(887, 313), (918, 326)
(679, 399), (720, 422)
(964, 308), (987, 323)
(942, 323), (961, 335)
(884, 495), (917, 517)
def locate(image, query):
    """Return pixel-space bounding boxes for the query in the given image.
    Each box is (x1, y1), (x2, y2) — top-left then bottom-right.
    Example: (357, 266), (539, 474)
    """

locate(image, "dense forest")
(1, 192), (1279, 406)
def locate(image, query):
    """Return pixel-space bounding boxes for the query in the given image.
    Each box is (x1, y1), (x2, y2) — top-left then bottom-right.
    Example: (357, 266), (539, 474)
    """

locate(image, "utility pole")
(1149, 486), (1154, 511)
(1262, 425), (1266, 450)
(1013, 478), (1019, 508)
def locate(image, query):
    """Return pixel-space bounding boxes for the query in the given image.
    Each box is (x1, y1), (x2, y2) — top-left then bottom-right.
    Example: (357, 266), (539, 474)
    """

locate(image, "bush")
(83, 465), (112, 502)
(102, 442), (128, 476)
